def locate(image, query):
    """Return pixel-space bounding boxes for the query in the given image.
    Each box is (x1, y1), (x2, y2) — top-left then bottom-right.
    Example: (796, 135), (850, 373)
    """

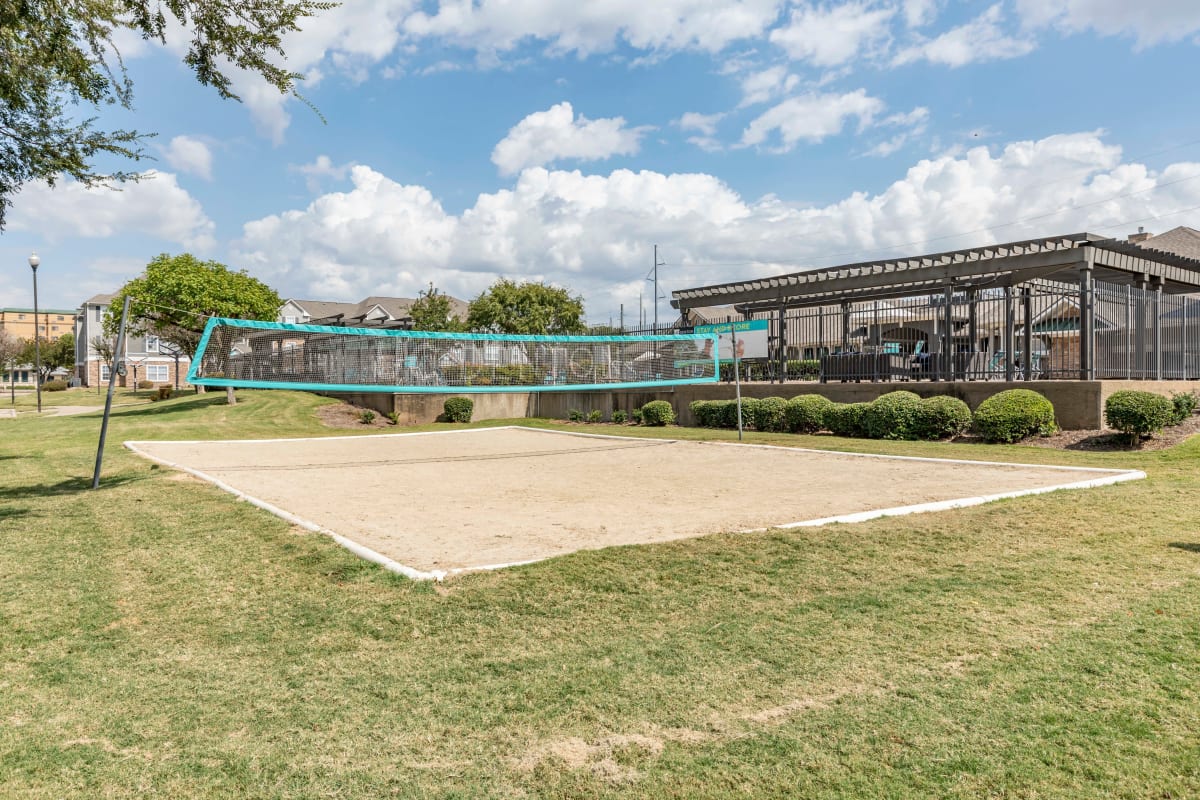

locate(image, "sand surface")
(128, 427), (1133, 575)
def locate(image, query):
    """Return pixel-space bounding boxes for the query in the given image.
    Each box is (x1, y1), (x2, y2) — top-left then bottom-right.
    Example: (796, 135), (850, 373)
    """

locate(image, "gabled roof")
(83, 293), (115, 306)
(283, 294), (470, 324)
(1138, 226), (1200, 261)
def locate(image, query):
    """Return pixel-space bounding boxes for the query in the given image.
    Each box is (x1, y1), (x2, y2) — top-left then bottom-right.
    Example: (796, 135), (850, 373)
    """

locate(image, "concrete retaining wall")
(324, 379), (1198, 430)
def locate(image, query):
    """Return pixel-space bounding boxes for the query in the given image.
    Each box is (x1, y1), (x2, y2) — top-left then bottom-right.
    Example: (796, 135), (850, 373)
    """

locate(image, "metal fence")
(648, 278), (1200, 383)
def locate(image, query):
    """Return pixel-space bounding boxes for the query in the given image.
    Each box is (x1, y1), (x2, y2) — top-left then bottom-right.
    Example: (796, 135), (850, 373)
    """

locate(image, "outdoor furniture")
(821, 353), (910, 382)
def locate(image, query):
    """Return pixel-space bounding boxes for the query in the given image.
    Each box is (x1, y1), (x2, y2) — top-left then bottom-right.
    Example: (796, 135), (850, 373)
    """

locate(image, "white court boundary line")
(125, 426), (1145, 581)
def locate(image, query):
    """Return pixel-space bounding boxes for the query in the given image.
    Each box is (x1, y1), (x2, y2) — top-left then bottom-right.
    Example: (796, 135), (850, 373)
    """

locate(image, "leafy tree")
(408, 283), (464, 332)
(20, 332), (75, 382)
(106, 253), (281, 402)
(0, 330), (23, 379)
(1, 0), (335, 229)
(466, 279), (586, 335)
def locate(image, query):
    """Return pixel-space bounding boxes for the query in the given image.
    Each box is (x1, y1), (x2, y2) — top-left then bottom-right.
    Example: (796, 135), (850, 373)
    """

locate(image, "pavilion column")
(777, 303), (787, 384)
(1079, 261), (1095, 381)
(1124, 285), (1133, 379)
(1022, 286), (1033, 381)
(1153, 275), (1164, 380)
(942, 285), (954, 381)
(1004, 287), (1015, 382)
(1136, 273), (1149, 378)
(841, 301), (850, 353)
(967, 287), (978, 352)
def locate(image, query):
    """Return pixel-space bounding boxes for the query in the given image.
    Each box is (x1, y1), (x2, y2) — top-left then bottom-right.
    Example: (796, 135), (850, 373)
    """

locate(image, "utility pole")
(619, 303), (624, 333)
(651, 245), (665, 331)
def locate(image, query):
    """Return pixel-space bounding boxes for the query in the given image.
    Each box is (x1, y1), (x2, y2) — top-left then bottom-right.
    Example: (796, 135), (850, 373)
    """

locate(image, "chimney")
(1128, 226), (1152, 244)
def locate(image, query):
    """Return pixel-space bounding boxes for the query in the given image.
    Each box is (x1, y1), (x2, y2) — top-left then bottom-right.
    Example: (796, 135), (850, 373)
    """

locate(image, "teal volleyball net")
(186, 318), (720, 393)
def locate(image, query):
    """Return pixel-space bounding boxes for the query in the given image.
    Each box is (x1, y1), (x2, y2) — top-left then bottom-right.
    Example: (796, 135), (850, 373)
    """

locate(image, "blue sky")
(3, 0), (1200, 325)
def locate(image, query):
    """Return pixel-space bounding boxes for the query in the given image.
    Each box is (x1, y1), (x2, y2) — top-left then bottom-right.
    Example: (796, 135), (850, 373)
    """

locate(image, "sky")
(3, 0), (1200, 326)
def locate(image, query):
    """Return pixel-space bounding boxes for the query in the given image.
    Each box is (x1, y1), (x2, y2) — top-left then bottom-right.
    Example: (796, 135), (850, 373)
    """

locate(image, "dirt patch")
(316, 401), (394, 430)
(127, 428), (1137, 575)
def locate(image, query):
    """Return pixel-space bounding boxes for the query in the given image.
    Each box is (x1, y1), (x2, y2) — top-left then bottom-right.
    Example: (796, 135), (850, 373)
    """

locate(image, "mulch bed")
(315, 402), (395, 430)
(952, 412), (1200, 452)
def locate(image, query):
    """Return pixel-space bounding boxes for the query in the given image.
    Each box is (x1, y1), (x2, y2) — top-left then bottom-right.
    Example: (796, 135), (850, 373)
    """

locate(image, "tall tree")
(20, 332), (75, 381)
(106, 253), (281, 402)
(466, 279), (586, 335)
(408, 283), (464, 332)
(0, 0), (335, 229)
(0, 330), (23, 381)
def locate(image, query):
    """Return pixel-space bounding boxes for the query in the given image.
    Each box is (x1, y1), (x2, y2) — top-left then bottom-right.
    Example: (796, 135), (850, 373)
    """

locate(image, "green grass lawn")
(1, 390), (1198, 799)
(7, 386), (159, 412)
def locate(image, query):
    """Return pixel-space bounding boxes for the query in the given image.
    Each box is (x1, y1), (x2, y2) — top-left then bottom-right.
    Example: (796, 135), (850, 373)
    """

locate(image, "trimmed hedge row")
(688, 389), (1058, 442)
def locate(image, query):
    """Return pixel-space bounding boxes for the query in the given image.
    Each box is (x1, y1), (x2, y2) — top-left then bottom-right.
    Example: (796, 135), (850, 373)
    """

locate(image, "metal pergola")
(671, 233), (1200, 381)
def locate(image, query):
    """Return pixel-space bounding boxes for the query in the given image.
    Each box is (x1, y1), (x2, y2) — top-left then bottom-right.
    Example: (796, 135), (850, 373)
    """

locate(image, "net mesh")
(187, 318), (719, 392)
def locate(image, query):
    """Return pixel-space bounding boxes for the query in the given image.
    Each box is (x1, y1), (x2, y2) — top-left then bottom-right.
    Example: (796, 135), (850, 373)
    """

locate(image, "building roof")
(1138, 226), (1200, 261)
(672, 231), (1200, 312)
(286, 294), (470, 324)
(82, 293), (115, 306)
(1, 307), (78, 315)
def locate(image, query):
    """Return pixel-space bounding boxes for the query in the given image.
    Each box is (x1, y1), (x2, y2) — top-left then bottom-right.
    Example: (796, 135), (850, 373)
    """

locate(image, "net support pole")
(732, 325), (744, 441)
(93, 296), (130, 489)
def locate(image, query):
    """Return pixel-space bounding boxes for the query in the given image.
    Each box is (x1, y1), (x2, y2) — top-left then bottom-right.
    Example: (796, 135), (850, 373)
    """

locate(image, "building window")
(283, 315), (298, 324)
(146, 365), (168, 383)
(57, 315), (65, 321)
(94, 306), (102, 322)
(17, 314), (24, 320)
(100, 364), (111, 383)
(146, 335), (160, 353)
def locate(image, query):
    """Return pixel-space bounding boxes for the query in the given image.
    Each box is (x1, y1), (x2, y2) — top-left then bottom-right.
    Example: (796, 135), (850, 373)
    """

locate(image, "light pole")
(29, 253), (42, 413)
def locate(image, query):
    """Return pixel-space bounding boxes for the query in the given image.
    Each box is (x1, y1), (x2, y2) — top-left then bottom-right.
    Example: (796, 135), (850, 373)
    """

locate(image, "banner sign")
(693, 319), (769, 362)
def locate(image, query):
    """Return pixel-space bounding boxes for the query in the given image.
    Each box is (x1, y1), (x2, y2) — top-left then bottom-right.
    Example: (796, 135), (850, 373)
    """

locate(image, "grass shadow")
(109, 395), (229, 417)
(0, 506), (31, 522)
(1063, 433), (1135, 451)
(1168, 542), (1200, 554)
(0, 474), (146, 501)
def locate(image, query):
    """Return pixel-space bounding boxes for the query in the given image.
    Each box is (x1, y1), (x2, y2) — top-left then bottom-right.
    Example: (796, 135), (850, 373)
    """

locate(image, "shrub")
(612, 409), (627, 424)
(42, 379), (68, 392)
(640, 400), (676, 426)
(862, 391), (924, 440)
(630, 407), (644, 424)
(974, 389), (1057, 443)
(587, 409), (603, 423)
(915, 395), (972, 440)
(747, 396), (788, 432)
(359, 410), (376, 424)
(386, 411), (399, 425)
(443, 397), (474, 423)
(567, 408), (583, 422)
(786, 359), (821, 380)
(156, 386), (174, 401)
(136, 379), (155, 389)
(785, 394), (833, 433)
(689, 400), (718, 427)
(824, 402), (869, 438)
(1170, 391), (1198, 425)
(1105, 390), (1174, 444)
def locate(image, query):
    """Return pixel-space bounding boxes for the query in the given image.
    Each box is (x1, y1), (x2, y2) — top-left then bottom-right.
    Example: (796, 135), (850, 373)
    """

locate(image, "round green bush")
(640, 400), (676, 426)
(974, 389), (1057, 443)
(785, 394), (833, 433)
(1170, 391), (1198, 425)
(689, 400), (732, 428)
(42, 379), (68, 392)
(136, 379), (155, 389)
(824, 402), (869, 438)
(747, 396), (788, 432)
(442, 396), (474, 423)
(915, 395), (972, 440)
(612, 409), (628, 424)
(1105, 390), (1174, 443)
(862, 391), (924, 440)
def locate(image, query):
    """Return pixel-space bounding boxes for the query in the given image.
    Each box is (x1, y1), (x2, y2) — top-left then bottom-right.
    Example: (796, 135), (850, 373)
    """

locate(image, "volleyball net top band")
(186, 318), (721, 393)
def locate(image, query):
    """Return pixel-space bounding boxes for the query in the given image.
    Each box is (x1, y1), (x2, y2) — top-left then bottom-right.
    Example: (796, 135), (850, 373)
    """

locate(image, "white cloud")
(161, 135), (214, 180)
(403, 0), (783, 57)
(491, 102), (650, 175)
(903, 0), (940, 27)
(1016, 0), (1200, 47)
(231, 132), (1200, 318)
(769, 2), (895, 65)
(865, 106), (930, 157)
(676, 111), (727, 151)
(290, 155), (354, 192)
(9, 171), (215, 250)
(894, 4), (1034, 67)
(738, 65), (799, 106)
(740, 89), (885, 150)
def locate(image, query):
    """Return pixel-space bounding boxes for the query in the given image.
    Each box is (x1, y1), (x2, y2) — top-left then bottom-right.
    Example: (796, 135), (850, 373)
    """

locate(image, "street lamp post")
(29, 253), (42, 413)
